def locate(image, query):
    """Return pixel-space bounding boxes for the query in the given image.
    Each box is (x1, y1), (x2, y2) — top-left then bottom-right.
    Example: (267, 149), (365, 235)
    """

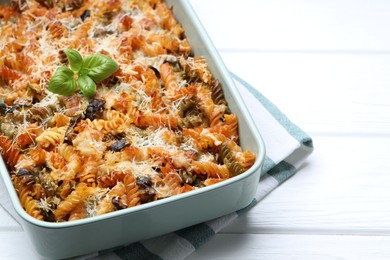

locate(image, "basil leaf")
(48, 66), (77, 96)
(77, 67), (90, 77)
(64, 49), (83, 72)
(78, 74), (96, 98)
(83, 54), (119, 81)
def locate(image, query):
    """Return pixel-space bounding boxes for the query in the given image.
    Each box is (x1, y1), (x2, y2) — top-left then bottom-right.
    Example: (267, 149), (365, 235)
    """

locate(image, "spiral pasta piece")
(136, 113), (179, 129)
(218, 142), (247, 176)
(208, 114), (239, 142)
(28, 147), (47, 167)
(0, 135), (23, 169)
(54, 183), (93, 220)
(155, 3), (184, 37)
(161, 172), (182, 197)
(179, 56), (212, 84)
(48, 21), (69, 39)
(239, 151), (257, 170)
(182, 128), (226, 151)
(86, 118), (126, 135)
(0, 6), (17, 19)
(0, 65), (21, 82)
(68, 203), (87, 221)
(124, 174), (141, 208)
(98, 170), (126, 188)
(77, 158), (101, 187)
(192, 161), (231, 179)
(13, 176), (44, 220)
(147, 33), (180, 52)
(195, 83), (226, 127)
(58, 143), (82, 181)
(96, 182), (126, 215)
(15, 123), (43, 148)
(160, 62), (178, 97)
(35, 126), (66, 150)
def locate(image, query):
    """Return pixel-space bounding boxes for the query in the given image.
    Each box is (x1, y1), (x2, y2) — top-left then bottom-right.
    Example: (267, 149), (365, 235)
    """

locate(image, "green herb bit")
(48, 66), (77, 96)
(78, 74), (97, 98)
(48, 49), (119, 98)
(65, 49), (83, 72)
(82, 54), (119, 81)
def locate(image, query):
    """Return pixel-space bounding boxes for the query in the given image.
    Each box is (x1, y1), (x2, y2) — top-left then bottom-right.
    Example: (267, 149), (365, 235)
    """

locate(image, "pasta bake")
(0, 0), (256, 222)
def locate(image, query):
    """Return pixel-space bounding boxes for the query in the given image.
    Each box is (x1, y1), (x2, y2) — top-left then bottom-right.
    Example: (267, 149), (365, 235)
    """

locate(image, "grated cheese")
(0, 0), (256, 222)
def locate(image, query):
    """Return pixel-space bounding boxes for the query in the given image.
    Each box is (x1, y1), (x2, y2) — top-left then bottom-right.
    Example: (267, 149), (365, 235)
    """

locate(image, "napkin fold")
(87, 74), (314, 260)
(0, 74), (314, 260)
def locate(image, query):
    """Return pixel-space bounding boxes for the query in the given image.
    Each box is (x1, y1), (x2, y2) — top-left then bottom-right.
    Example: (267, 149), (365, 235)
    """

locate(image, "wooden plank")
(0, 232), (41, 260)
(188, 234), (390, 260)
(0, 205), (21, 231)
(222, 136), (390, 235)
(189, 0), (390, 52)
(219, 52), (390, 135)
(0, 1), (389, 260)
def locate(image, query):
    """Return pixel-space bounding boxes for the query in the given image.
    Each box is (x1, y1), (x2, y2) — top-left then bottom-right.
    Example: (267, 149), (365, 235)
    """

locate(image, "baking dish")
(0, 0), (265, 258)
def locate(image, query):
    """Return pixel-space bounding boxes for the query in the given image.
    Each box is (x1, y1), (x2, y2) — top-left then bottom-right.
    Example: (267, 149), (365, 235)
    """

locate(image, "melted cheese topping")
(0, 0), (255, 222)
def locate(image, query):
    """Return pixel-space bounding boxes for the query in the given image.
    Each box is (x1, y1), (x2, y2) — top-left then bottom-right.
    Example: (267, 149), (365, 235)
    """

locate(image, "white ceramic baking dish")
(0, 0), (265, 258)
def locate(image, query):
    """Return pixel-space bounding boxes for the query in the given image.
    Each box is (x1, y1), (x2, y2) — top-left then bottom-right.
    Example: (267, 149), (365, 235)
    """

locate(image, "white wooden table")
(1, 0), (390, 259)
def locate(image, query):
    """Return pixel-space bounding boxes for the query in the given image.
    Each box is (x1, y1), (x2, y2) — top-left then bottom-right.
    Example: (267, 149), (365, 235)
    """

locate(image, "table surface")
(1, 0), (390, 259)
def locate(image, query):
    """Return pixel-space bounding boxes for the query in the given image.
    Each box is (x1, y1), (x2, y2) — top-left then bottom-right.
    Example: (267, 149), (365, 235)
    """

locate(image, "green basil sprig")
(64, 49), (83, 72)
(48, 49), (118, 98)
(47, 66), (77, 96)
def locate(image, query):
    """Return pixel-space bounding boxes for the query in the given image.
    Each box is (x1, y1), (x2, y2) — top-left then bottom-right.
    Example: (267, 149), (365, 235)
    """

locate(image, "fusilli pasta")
(0, 0), (256, 222)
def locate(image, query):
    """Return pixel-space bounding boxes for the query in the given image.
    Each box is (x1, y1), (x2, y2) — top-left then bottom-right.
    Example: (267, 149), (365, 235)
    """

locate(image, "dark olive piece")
(136, 176), (155, 203)
(58, 50), (68, 64)
(64, 115), (82, 144)
(85, 98), (105, 120)
(0, 100), (24, 115)
(15, 168), (35, 185)
(112, 196), (126, 210)
(149, 65), (160, 78)
(136, 176), (152, 189)
(16, 168), (32, 177)
(0, 99), (6, 115)
(108, 138), (128, 152)
(191, 177), (205, 187)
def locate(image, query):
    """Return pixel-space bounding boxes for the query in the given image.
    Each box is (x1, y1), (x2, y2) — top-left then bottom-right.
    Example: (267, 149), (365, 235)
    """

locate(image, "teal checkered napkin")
(0, 74), (313, 259)
(85, 74), (314, 260)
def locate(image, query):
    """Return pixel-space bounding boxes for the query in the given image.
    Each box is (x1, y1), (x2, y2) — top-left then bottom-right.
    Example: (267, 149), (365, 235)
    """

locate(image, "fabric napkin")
(0, 74), (313, 260)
